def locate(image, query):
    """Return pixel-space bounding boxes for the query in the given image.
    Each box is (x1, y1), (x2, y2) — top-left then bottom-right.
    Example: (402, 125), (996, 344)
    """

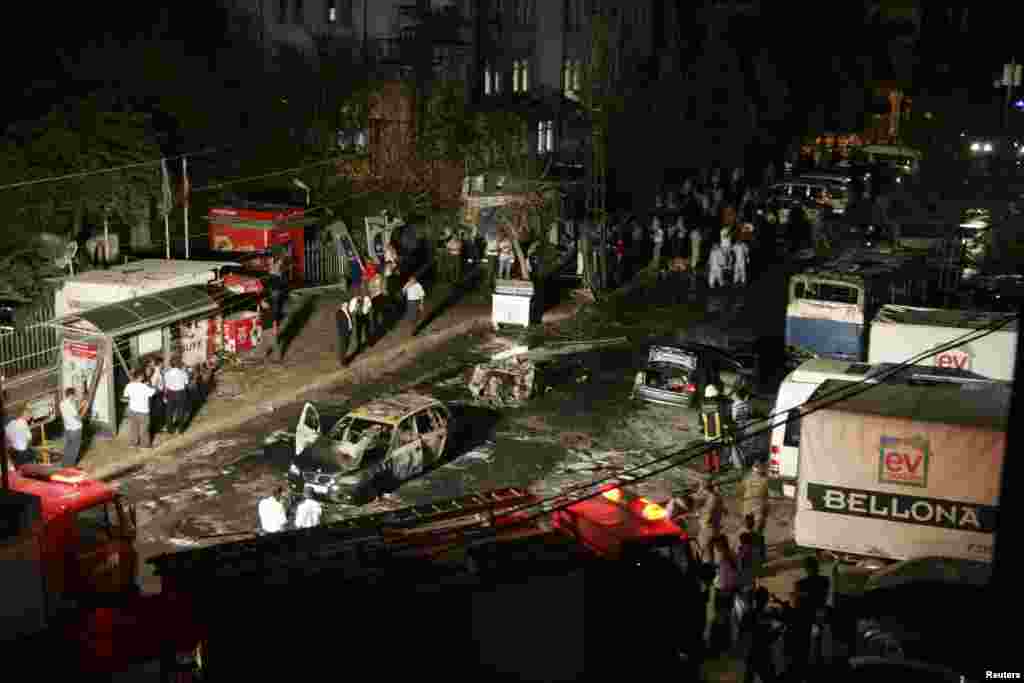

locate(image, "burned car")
(631, 342), (756, 408)
(286, 393), (453, 503)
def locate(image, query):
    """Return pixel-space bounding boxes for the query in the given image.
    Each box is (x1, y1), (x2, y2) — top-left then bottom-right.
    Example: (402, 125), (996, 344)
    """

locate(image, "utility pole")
(585, 7), (610, 297)
(995, 59), (1022, 133)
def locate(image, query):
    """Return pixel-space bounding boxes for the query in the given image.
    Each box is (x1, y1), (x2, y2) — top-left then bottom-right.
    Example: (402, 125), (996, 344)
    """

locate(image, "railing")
(0, 300), (59, 380)
(304, 237), (347, 287)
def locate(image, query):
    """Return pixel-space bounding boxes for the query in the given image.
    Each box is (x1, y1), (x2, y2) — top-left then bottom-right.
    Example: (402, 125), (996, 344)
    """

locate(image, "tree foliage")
(0, 95), (163, 251)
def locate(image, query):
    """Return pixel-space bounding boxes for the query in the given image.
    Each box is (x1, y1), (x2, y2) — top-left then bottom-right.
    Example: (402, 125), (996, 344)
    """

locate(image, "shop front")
(47, 286), (223, 436)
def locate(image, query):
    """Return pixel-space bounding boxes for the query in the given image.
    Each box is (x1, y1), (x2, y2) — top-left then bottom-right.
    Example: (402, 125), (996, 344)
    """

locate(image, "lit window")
(513, 59), (530, 92)
(328, 0), (336, 23)
(563, 59), (582, 100)
(538, 120), (554, 153)
(485, 64), (502, 95)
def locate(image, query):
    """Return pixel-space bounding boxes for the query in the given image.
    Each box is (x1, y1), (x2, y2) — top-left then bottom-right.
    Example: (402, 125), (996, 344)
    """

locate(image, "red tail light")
(770, 445), (780, 454)
(685, 383), (696, 393)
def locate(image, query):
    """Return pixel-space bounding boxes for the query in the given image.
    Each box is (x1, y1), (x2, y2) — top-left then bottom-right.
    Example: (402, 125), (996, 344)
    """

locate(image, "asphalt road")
(116, 264), (792, 593)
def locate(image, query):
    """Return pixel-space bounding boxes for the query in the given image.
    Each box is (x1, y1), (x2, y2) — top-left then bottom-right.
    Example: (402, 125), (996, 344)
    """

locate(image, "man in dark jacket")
(336, 300), (354, 367)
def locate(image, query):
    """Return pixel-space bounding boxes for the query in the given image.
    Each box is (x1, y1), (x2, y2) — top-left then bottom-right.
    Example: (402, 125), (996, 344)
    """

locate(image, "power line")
(354, 315), (1016, 562)
(0, 147), (225, 193)
(190, 158), (342, 193)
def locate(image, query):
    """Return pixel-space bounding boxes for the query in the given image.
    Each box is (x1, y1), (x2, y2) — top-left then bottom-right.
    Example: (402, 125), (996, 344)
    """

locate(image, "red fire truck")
(10, 476), (698, 677)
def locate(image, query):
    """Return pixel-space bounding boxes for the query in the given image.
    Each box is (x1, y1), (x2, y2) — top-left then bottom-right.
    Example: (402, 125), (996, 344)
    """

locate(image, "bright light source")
(1016, 99), (1024, 109)
(637, 498), (668, 521)
(984, 142), (994, 152)
(602, 487), (623, 503)
(970, 142), (981, 152)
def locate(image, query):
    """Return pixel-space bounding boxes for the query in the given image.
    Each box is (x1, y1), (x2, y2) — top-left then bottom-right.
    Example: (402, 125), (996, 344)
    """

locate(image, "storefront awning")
(49, 285), (218, 338)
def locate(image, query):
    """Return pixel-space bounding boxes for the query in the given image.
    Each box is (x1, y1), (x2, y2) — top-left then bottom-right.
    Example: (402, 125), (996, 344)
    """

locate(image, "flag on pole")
(160, 158), (174, 218)
(181, 157), (191, 209)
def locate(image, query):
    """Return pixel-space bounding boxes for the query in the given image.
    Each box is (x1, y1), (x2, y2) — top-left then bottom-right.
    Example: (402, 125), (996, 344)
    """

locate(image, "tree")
(0, 95), (163, 251)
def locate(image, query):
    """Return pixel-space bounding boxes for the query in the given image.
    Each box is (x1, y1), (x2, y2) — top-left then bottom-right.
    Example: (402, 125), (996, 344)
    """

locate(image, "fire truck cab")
(4, 464), (138, 604)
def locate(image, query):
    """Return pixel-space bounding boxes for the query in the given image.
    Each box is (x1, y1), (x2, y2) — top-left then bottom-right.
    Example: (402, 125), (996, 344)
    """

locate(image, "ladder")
(149, 487), (535, 581)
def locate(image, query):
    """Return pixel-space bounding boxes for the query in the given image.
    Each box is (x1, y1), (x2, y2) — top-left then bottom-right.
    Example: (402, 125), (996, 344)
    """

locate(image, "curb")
(88, 303), (582, 482)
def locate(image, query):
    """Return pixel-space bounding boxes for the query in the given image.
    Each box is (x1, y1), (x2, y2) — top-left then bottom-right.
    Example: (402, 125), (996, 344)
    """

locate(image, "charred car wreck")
(280, 393), (453, 504)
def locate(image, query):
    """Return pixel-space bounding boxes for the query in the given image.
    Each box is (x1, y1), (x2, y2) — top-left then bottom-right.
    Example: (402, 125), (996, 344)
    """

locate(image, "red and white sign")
(934, 348), (971, 371)
(65, 341), (98, 360)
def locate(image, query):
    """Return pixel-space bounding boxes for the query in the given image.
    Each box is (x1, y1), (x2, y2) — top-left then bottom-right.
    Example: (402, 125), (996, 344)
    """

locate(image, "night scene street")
(0, 2), (1020, 681)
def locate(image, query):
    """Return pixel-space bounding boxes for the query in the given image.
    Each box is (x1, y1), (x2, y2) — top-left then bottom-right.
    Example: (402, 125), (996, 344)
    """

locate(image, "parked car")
(631, 341), (756, 408)
(284, 393), (454, 504)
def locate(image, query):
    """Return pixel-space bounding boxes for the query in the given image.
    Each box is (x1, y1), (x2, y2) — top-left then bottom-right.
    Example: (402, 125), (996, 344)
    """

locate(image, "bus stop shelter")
(46, 285), (220, 436)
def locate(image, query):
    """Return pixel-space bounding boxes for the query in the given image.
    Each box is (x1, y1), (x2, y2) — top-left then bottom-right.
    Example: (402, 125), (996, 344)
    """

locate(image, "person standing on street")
(701, 384), (725, 473)
(5, 406), (35, 466)
(446, 230), (464, 284)
(294, 489), (323, 529)
(163, 358), (190, 435)
(650, 215), (664, 270)
(497, 231), (515, 280)
(708, 240), (728, 289)
(147, 358), (165, 433)
(357, 286), (374, 350)
(729, 385), (754, 469)
(689, 221), (703, 276)
(402, 274), (426, 335)
(732, 237), (750, 287)
(742, 458), (771, 536)
(336, 298), (354, 367)
(258, 486), (288, 534)
(783, 555), (831, 682)
(123, 370), (156, 449)
(268, 249), (290, 339)
(695, 478), (725, 562)
(60, 388), (87, 467)
(347, 293), (364, 355)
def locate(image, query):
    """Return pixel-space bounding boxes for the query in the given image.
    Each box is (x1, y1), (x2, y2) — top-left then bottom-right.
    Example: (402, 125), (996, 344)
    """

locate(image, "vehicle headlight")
(289, 464), (300, 476)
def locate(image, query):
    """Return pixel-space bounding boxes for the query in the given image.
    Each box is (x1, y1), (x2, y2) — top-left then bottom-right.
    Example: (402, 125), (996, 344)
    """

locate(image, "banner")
(63, 340), (100, 420)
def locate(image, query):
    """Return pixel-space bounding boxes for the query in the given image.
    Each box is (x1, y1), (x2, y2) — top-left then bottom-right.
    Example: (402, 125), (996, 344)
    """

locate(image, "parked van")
(769, 358), (990, 497)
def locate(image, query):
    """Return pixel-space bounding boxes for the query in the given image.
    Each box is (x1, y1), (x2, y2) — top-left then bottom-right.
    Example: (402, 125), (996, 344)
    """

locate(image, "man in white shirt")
(650, 216), (664, 270)
(402, 275), (426, 335)
(60, 387), (87, 467)
(163, 358), (190, 434)
(294, 489), (323, 529)
(258, 487), (288, 533)
(123, 370), (157, 448)
(349, 289), (373, 352)
(5, 407), (34, 466)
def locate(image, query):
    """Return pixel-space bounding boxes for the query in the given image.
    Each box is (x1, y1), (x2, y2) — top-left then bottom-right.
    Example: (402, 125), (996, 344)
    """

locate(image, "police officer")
(741, 457), (770, 536)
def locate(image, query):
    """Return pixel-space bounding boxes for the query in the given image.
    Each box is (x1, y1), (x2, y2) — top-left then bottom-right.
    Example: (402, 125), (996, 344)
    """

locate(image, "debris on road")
(184, 439), (241, 460)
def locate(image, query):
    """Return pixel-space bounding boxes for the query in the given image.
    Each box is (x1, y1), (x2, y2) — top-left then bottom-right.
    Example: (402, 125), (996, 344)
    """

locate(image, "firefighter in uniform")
(701, 384), (725, 473)
(741, 457), (770, 535)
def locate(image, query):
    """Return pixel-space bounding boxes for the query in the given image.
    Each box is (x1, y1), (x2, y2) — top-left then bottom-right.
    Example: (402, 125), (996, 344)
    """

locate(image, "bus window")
(796, 281), (860, 305)
(784, 409), (801, 447)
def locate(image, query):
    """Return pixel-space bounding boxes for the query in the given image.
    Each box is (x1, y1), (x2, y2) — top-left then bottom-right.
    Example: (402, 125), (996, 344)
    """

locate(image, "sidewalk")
(76, 289), (582, 482)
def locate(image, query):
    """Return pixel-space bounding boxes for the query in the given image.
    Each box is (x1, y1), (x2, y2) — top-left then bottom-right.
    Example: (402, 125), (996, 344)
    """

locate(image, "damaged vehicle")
(466, 338), (625, 406)
(285, 393), (453, 504)
(631, 342), (756, 408)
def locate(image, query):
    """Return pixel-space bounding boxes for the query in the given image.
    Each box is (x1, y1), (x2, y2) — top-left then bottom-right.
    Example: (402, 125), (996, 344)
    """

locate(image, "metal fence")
(0, 299), (59, 380)
(304, 236), (347, 286)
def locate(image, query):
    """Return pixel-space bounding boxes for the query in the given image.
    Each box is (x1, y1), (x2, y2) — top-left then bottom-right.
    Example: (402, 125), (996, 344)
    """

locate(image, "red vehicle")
(206, 191), (322, 286)
(12, 480), (695, 677)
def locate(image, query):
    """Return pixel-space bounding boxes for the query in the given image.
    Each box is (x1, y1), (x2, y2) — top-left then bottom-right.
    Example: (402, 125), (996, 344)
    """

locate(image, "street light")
(293, 178), (311, 206)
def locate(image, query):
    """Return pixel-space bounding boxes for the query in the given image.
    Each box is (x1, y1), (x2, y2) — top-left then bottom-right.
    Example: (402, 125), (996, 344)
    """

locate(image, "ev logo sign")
(934, 345), (972, 371)
(878, 435), (930, 488)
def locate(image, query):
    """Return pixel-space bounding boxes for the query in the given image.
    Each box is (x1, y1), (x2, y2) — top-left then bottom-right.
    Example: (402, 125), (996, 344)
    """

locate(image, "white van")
(769, 358), (991, 497)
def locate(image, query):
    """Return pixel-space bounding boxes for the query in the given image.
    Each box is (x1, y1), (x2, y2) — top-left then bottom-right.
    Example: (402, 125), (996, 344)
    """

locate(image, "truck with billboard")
(867, 304), (1016, 381)
(793, 379), (1007, 563)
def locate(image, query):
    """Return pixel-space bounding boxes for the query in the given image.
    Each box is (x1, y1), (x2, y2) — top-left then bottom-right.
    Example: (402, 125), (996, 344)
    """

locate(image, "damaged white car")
(285, 393), (453, 504)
